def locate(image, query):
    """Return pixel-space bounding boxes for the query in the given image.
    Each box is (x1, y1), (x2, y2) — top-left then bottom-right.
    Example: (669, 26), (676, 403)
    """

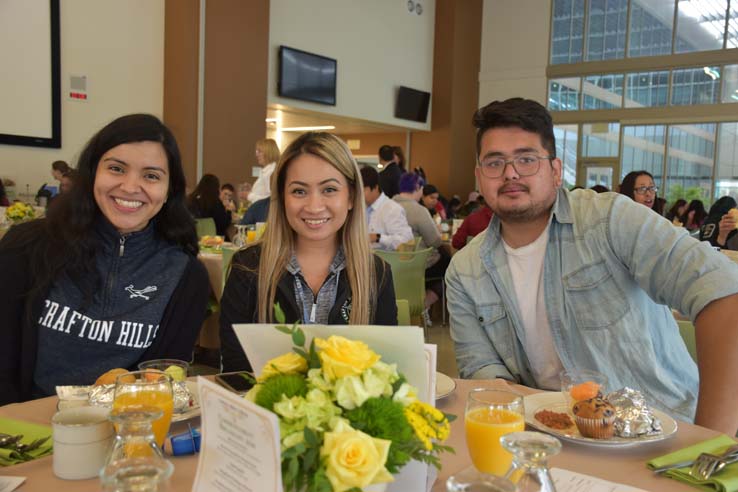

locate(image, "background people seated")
(378, 144), (402, 198)
(666, 198), (688, 223)
(360, 166), (413, 250)
(220, 132), (397, 373)
(0, 114), (209, 404)
(451, 198), (493, 250)
(187, 174), (232, 237)
(681, 199), (707, 232)
(240, 196), (270, 225)
(248, 138), (280, 203)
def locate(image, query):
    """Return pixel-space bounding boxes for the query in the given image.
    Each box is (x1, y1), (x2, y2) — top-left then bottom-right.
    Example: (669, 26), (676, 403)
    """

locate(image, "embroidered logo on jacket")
(125, 284), (158, 300)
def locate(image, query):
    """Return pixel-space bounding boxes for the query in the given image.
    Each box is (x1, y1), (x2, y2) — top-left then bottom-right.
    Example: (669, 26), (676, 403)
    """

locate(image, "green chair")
(396, 299), (411, 326)
(221, 246), (237, 292)
(195, 218), (216, 238)
(677, 320), (697, 363)
(374, 248), (433, 332)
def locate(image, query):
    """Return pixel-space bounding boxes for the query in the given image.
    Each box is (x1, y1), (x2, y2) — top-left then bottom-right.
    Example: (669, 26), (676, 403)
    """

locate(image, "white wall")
(478, 0), (550, 107)
(268, 0), (435, 131)
(0, 0), (164, 199)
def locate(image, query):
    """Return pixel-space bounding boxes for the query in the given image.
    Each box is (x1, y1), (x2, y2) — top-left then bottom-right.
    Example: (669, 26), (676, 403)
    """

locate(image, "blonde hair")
(255, 132), (376, 324)
(255, 138), (281, 165)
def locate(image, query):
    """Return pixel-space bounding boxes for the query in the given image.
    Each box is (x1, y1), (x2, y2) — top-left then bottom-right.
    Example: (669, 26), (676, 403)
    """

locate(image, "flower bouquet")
(243, 307), (454, 492)
(5, 202), (35, 223)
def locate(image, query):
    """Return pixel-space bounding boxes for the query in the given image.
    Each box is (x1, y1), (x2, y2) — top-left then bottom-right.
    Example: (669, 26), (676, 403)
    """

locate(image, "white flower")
(392, 382), (418, 406)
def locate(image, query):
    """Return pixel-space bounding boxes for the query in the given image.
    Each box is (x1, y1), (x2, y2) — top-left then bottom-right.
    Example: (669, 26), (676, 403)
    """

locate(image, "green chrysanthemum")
(254, 373), (308, 411)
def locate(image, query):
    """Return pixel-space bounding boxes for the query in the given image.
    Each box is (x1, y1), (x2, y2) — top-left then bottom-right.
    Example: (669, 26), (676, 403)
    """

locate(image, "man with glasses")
(446, 97), (738, 434)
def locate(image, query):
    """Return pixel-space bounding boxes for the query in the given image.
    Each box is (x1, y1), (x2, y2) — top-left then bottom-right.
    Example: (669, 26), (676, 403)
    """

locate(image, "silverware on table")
(690, 444), (738, 480)
(652, 444), (738, 475)
(0, 434), (23, 448)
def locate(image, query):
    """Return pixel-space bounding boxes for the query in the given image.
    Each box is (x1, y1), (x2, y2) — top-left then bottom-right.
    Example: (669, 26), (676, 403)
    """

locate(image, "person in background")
(394, 172), (450, 323)
(619, 171), (658, 210)
(220, 132), (398, 372)
(0, 179), (9, 206)
(247, 138), (280, 203)
(51, 160), (71, 183)
(700, 196), (737, 246)
(590, 185), (609, 193)
(237, 182), (252, 210)
(451, 198), (493, 250)
(666, 199), (688, 223)
(446, 196), (462, 219)
(240, 196), (270, 226)
(681, 199), (707, 232)
(447, 97), (738, 434)
(59, 170), (77, 195)
(393, 146), (406, 171)
(220, 183), (237, 213)
(378, 145), (402, 198)
(458, 191), (482, 217)
(187, 174), (231, 236)
(716, 204), (738, 251)
(360, 166), (413, 251)
(654, 197), (666, 216)
(421, 184), (447, 220)
(0, 114), (209, 404)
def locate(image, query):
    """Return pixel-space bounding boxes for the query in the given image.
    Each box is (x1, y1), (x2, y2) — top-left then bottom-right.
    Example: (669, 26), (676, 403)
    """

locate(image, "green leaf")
(303, 446), (317, 470)
(293, 347), (308, 359)
(308, 338), (321, 369)
(274, 302), (287, 324)
(276, 325), (292, 335)
(304, 427), (320, 447)
(292, 327), (306, 347)
(444, 412), (457, 423)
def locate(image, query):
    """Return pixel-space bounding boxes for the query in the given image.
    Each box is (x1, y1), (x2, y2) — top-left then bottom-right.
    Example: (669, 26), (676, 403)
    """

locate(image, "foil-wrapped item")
(606, 387), (662, 438)
(89, 384), (116, 407)
(172, 381), (195, 413)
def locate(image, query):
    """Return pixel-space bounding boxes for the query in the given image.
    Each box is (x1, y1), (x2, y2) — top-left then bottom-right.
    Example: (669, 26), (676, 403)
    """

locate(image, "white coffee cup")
(52, 406), (114, 480)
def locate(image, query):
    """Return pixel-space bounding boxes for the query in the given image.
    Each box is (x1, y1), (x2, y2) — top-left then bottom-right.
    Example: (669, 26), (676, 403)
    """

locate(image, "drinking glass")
(233, 225), (247, 247)
(465, 389), (525, 476)
(101, 409), (174, 492)
(246, 224), (257, 243)
(446, 467), (517, 491)
(112, 370), (174, 447)
(501, 431), (561, 492)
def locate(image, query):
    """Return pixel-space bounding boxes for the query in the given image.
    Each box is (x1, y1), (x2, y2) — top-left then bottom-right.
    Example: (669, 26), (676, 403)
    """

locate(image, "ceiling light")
(279, 125), (336, 132)
(265, 118), (277, 123)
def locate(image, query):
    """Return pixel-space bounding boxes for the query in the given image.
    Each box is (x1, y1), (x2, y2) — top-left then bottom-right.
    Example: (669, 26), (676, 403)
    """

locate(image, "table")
(0, 378), (725, 491)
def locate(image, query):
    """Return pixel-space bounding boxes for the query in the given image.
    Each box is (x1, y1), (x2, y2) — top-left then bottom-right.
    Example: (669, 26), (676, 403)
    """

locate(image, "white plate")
(172, 381), (201, 423)
(435, 372), (456, 400)
(524, 392), (677, 448)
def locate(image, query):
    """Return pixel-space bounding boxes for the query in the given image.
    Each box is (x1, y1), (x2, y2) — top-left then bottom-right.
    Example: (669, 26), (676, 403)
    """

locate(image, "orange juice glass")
(112, 370), (174, 447)
(465, 389), (525, 476)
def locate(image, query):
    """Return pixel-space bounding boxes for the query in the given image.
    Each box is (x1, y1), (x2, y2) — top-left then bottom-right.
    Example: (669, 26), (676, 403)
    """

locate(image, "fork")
(689, 444), (738, 480)
(13, 436), (51, 455)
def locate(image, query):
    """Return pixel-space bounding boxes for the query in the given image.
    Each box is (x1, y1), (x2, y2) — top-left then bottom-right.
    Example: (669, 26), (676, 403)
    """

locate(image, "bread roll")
(95, 368), (134, 386)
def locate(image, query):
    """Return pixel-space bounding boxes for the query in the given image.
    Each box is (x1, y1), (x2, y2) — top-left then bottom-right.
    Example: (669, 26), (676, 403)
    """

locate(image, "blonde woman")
(247, 138), (281, 203)
(220, 132), (398, 372)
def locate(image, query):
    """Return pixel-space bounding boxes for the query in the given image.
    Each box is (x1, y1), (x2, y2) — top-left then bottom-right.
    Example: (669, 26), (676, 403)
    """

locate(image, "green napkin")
(647, 435), (738, 492)
(0, 417), (53, 466)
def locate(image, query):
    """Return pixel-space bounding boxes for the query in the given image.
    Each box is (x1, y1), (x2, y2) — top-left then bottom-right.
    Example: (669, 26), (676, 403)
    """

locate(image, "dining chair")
(396, 299), (411, 326)
(195, 217), (216, 238)
(374, 247), (433, 335)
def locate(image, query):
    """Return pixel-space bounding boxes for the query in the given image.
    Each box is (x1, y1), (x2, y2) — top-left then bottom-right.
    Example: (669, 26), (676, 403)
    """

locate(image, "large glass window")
(715, 122), (738, 199)
(675, 0), (728, 53)
(722, 64), (738, 102)
(582, 122), (620, 156)
(621, 125), (666, 186)
(551, 0), (586, 64)
(625, 70), (670, 107)
(586, 0), (629, 60)
(549, 78), (581, 110)
(583, 74), (624, 108)
(555, 124), (579, 187)
(665, 123), (716, 201)
(628, 0), (675, 57)
(671, 66), (721, 105)
(728, 1), (738, 47)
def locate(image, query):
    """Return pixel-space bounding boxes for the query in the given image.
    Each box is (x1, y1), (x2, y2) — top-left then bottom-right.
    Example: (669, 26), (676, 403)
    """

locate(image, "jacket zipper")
(119, 235), (127, 257)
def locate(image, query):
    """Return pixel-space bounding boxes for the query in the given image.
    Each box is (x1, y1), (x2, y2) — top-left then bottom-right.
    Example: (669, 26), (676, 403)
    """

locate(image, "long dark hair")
(681, 199), (707, 228)
(666, 199), (687, 220)
(187, 174), (221, 215)
(619, 170), (656, 201)
(0, 113), (198, 305)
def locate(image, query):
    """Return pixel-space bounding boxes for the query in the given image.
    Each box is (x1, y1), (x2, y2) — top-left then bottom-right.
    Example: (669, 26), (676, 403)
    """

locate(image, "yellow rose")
(257, 352), (308, 382)
(315, 336), (380, 380)
(320, 420), (394, 492)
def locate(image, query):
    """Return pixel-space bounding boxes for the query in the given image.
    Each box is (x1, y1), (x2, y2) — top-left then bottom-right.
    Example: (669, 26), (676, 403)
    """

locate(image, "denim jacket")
(446, 188), (738, 421)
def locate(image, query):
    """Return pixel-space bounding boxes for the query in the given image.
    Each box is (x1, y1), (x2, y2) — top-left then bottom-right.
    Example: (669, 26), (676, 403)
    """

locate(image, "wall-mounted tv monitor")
(278, 46), (336, 106)
(395, 86), (431, 123)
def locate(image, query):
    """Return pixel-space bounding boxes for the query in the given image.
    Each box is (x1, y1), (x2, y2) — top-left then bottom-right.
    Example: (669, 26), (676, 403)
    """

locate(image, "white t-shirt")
(502, 224), (564, 390)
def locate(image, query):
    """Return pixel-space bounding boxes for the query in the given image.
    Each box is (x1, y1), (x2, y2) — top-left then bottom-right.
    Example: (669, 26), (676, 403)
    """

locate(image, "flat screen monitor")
(395, 86), (431, 123)
(278, 46), (336, 106)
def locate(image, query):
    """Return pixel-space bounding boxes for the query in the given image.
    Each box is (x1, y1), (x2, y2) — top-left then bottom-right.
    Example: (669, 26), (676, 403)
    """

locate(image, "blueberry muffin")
(572, 397), (616, 439)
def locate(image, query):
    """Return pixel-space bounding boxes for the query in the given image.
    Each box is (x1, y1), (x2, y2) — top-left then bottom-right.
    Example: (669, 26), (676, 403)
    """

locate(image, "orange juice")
(246, 230), (257, 243)
(465, 407), (525, 476)
(112, 390), (174, 446)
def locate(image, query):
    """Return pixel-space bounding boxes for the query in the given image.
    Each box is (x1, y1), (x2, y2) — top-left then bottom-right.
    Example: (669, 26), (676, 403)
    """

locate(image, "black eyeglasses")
(478, 154), (552, 179)
(634, 186), (658, 195)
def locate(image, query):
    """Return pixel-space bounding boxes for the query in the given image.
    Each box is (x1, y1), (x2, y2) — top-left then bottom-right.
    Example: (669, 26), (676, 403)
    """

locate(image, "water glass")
(447, 466), (516, 491)
(501, 431), (561, 492)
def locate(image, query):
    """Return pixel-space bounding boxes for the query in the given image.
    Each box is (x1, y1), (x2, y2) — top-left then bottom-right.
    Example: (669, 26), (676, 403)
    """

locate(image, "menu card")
(0, 477), (25, 492)
(191, 377), (282, 492)
(233, 324), (432, 492)
(552, 468), (649, 492)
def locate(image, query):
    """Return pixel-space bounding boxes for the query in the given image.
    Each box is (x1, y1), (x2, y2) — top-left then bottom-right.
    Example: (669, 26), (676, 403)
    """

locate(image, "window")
(715, 122), (738, 199)
(586, 0), (629, 61)
(621, 125), (666, 186)
(549, 78), (582, 110)
(670, 66), (721, 105)
(628, 0), (675, 57)
(675, 0), (728, 53)
(555, 124), (579, 187)
(722, 64), (738, 102)
(551, 0), (586, 64)
(625, 70), (670, 107)
(665, 123), (716, 201)
(582, 122), (620, 156)
(583, 74), (624, 108)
